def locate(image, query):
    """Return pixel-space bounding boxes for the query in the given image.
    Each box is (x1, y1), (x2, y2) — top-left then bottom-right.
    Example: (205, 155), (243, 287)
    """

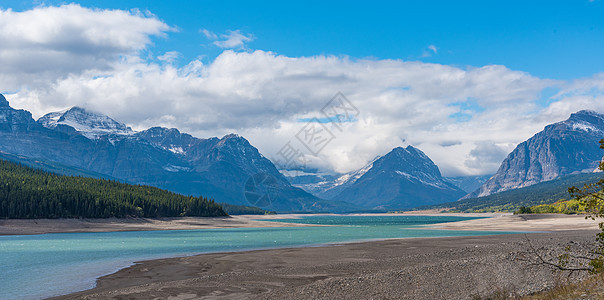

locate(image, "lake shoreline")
(34, 213), (600, 299)
(55, 228), (601, 299)
(0, 212), (504, 235)
(0, 212), (597, 236)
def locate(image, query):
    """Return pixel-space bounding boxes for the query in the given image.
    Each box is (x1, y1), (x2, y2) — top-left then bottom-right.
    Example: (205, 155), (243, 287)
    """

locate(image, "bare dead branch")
(523, 235), (594, 273)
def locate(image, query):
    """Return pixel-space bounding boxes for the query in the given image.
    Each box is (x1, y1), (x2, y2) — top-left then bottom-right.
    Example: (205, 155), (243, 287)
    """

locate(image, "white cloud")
(157, 51), (181, 63)
(421, 44), (438, 57)
(200, 28), (218, 40)
(2, 5), (602, 177)
(202, 29), (254, 49)
(5, 50), (563, 176)
(0, 4), (172, 90)
(464, 141), (513, 171)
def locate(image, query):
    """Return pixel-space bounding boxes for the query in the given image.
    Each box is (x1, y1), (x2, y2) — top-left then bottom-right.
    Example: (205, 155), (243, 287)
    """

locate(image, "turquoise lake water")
(0, 215), (514, 300)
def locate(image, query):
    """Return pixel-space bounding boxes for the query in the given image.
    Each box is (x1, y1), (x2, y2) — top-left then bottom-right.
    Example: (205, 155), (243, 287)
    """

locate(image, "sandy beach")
(22, 213), (597, 299)
(427, 213), (601, 231)
(0, 215), (320, 235)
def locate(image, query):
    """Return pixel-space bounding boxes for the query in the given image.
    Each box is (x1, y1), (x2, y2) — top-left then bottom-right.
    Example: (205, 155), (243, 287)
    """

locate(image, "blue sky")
(4, 0), (603, 79)
(1, 1), (603, 176)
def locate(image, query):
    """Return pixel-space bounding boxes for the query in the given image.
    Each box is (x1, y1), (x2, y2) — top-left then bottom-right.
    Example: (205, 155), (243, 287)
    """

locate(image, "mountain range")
(0, 94), (348, 212)
(289, 110), (604, 210)
(3, 92), (603, 213)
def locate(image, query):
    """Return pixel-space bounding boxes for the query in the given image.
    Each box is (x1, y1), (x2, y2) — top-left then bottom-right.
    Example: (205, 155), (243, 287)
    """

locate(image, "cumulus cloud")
(5, 50), (561, 175)
(202, 29), (254, 49)
(0, 4), (172, 90)
(3, 5), (603, 177)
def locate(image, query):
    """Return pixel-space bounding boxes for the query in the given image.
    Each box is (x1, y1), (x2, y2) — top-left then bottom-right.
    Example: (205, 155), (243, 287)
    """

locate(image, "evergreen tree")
(0, 159), (227, 218)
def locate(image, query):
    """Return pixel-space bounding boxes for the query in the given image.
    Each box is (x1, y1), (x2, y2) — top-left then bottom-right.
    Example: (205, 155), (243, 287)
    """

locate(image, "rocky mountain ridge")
(38, 107), (134, 139)
(467, 110), (604, 198)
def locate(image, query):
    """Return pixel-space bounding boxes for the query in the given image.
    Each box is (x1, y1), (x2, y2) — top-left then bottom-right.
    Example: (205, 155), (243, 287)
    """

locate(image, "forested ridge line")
(0, 159), (227, 218)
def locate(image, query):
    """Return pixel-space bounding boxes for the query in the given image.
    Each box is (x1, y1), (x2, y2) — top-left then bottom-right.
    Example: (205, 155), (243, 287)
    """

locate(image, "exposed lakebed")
(0, 215), (516, 299)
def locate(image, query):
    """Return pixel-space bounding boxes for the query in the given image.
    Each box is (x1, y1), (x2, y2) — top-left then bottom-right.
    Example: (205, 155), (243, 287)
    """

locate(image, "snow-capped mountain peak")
(467, 109), (604, 199)
(38, 107), (134, 139)
(564, 110), (604, 134)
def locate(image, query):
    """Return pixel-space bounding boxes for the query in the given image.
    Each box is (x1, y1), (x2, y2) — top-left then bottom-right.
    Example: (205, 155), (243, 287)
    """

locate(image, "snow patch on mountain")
(163, 164), (192, 172)
(168, 146), (185, 155)
(38, 107), (134, 139)
(571, 122), (602, 133)
(332, 156), (380, 188)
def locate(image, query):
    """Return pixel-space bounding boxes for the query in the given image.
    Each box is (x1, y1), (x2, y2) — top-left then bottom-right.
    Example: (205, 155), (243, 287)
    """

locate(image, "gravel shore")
(56, 229), (600, 300)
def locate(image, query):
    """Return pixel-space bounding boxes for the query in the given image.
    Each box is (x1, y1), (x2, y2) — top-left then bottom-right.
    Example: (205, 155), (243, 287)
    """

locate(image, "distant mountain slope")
(287, 157), (380, 200)
(444, 175), (492, 193)
(285, 172), (339, 196)
(0, 151), (119, 180)
(0, 94), (349, 212)
(468, 110), (604, 198)
(289, 169), (491, 199)
(328, 146), (466, 210)
(422, 172), (604, 213)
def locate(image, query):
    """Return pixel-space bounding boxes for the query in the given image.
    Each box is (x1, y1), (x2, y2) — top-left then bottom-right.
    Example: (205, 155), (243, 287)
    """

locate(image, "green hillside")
(0, 159), (227, 218)
(417, 172), (604, 213)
